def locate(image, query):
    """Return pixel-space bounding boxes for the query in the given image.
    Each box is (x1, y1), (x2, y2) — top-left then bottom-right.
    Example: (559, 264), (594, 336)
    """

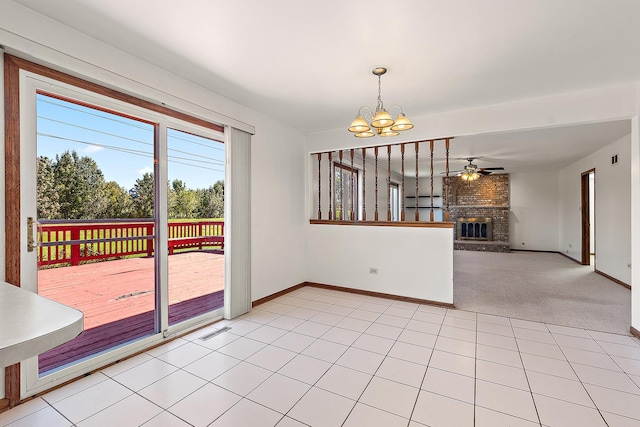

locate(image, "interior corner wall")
(509, 172), (560, 251)
(631, 115), (640, 331)
(559, 133), (632, 284)
(0, 4), (307, 306)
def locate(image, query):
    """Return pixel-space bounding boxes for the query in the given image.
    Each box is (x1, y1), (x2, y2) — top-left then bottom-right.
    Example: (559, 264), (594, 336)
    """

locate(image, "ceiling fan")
(449, 158), (505, 181)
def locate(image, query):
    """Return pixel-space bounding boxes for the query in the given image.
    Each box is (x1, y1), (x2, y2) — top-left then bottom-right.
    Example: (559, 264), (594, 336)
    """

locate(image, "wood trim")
(251, 283), (308, 308)
(557, 251), (581, 264)
(5, 54), (224, 133)
(580, 169), (595, 266)
(251, 281), (455, 309)
(305, 282), (455, 308)
(595, 269), (631, 290)
(4, 52), (22, 409)
(631, 326), (640, 340)
(310, 137), (455, 157)
(310, 220), (455, 228)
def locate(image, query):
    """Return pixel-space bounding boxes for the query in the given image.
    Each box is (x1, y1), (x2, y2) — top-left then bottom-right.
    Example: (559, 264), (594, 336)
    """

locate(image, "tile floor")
(2, 286), (640, 426)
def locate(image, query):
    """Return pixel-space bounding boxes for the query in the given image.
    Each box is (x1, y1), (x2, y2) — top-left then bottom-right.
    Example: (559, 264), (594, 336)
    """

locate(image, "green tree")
(131, 172), (155, 218)
(101, 181), (134, 218)
(196, 180), (224, 219)
(53, 151), (106, 219)
(170, 179), (197, 218)
(36, 156), (60, 219)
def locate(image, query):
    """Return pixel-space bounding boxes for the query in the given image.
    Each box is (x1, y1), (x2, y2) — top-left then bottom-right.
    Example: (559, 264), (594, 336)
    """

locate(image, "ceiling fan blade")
(440, 169), (465, 175)
(479, 167), (505, 171)
(478, 170), (492, 176)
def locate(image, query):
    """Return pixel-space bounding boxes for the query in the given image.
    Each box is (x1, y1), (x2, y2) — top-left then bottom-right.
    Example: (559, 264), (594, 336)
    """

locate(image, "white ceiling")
(12, 0), (640, 173)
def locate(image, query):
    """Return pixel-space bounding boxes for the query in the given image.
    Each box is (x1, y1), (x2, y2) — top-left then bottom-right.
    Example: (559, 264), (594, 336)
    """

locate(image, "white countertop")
(0, 281), (83, 368)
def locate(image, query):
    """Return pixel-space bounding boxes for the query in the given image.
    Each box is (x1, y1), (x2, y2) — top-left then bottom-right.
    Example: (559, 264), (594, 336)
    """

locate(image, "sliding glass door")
(18, 71), (225, 396)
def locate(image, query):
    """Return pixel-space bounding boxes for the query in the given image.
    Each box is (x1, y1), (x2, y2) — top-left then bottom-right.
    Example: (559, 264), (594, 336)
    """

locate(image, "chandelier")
(348, 67), (414, 138)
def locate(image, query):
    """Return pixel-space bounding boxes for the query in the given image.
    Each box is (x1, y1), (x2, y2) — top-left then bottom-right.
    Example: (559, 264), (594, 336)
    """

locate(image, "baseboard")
(252, 282), (308, 307)
(510, 249), (560, 254)
(252, 281), (455, 309)
(595, 269), (631, 290)
(631, 326), (640, 340)
(556, 251), (581, 264)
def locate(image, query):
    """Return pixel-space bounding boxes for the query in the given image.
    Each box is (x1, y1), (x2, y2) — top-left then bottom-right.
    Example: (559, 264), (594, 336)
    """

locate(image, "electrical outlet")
(369, 268), (378, 274)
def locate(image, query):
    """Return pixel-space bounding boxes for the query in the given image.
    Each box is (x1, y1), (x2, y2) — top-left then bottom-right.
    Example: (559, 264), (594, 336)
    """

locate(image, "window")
(390, 183), (399, 221)
(334, 163), (358, 220)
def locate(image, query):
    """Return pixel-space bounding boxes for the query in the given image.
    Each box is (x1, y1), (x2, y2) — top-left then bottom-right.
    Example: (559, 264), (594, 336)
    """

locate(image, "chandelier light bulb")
(347, 67), (414, 137)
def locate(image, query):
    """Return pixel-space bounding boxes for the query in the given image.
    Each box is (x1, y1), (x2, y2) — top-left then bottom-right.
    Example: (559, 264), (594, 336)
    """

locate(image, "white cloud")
(138, 166), (153, 175)
(85, 145), (104, 153)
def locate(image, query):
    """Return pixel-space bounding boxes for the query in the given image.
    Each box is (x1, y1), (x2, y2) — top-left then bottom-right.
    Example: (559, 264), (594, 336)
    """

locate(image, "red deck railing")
(38, 219), (224, 267)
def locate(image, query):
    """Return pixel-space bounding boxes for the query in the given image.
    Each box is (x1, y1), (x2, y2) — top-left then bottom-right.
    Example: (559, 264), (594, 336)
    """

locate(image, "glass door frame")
(19, 71), (224, 397)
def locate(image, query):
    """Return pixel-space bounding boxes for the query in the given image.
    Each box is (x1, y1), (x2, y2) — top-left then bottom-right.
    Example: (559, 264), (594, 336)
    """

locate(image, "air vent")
(612, 154), (619, 165)
(199, 326), (231, 341)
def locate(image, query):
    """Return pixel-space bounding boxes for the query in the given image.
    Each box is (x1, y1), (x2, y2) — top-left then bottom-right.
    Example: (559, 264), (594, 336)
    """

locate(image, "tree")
(170, 179), (197, 218)
(131, 172), (155, 218)
(101, 181), (134, 218)
(53, 151), (106, 219)
(37, 156), (60, 219)
(196, 180), (224, 219)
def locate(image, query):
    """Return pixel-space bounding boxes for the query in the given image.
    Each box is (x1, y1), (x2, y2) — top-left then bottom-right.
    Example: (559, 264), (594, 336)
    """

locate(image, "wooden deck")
(37, 251), (224, 374)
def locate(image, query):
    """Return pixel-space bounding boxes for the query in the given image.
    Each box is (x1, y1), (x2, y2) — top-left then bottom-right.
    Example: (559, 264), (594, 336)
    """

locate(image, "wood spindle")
(430, 140), (434, 222)
(339, 150), (343, 220)
(415, 142), (419, 221)
(362, 148), (367, 221)
(317, 153), (322, 220)
(350, 149), (355, 221)
(328, 152), (333, 220)
(401, 143), (405, 221)
(387, 145), (392, 221)
(375, 146), (379, 221)
(445, 138), (450, 221)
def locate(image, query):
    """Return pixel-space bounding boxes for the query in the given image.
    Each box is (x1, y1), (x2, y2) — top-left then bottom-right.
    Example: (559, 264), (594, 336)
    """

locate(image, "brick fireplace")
(443, 174), (510, 252)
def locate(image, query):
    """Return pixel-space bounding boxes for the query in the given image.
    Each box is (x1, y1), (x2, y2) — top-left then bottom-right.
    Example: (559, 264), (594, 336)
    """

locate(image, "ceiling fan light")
(348, 115), (370, 133)
(390, 113), (413, 131)
(371, 110), (394, 128)
(354, 130), (375, 138)
(379, 126), (399, 137)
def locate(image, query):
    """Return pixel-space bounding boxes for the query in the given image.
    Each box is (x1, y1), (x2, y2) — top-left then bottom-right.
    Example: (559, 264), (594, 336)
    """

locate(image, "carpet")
(453, 250), (632, 335)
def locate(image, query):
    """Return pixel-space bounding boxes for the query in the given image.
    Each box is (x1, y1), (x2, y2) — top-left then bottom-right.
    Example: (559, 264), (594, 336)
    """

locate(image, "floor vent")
(199, 326), (231, 341)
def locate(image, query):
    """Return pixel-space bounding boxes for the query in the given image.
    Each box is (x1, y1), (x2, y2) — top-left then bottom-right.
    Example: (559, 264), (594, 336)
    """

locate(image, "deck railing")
(38, 219), (224, 267)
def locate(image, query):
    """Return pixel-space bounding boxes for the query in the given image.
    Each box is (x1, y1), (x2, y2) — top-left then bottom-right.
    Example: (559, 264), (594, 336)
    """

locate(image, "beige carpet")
(453, 250), (632, 335)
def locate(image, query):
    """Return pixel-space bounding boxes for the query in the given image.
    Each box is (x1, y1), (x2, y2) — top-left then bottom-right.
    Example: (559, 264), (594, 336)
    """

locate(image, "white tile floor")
(2, 285), (640, 426)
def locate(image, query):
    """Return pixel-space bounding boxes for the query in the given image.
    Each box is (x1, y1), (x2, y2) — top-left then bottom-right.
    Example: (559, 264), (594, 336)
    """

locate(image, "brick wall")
(443, 174), (510, 250)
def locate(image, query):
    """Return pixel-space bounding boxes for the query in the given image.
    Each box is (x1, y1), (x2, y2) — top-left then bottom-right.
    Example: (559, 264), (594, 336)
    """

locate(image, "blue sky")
(36, 94), (225, 191)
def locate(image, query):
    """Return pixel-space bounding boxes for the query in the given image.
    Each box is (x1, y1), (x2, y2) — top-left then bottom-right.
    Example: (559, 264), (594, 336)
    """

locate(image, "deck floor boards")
(36, 251), (224, 373)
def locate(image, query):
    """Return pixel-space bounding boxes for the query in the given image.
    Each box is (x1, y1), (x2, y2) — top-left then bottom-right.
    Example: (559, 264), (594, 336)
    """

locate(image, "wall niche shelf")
(405, 195), (442, 209)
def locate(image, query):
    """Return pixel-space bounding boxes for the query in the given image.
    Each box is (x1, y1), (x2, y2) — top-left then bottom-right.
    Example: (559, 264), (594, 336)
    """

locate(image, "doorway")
(581, 169), (595, 266)
(11, 64), (226, 398)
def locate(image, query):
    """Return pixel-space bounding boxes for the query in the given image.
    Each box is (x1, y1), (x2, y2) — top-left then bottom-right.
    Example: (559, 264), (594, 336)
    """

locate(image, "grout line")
(511, 317), (544, 426)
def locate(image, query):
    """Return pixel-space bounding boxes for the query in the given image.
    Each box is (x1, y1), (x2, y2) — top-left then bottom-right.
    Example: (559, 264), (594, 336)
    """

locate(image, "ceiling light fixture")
(348, 67), (414, 138)
(459, 159), (480, 182)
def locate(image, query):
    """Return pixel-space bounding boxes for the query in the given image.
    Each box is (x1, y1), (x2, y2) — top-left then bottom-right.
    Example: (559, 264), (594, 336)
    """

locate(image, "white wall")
(631, 115), (640, 330)
(510, 172), (560, 251)
(559, 134), (632, 284)
(0, 3), (307, 301)
(307, 224), (453, 304)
